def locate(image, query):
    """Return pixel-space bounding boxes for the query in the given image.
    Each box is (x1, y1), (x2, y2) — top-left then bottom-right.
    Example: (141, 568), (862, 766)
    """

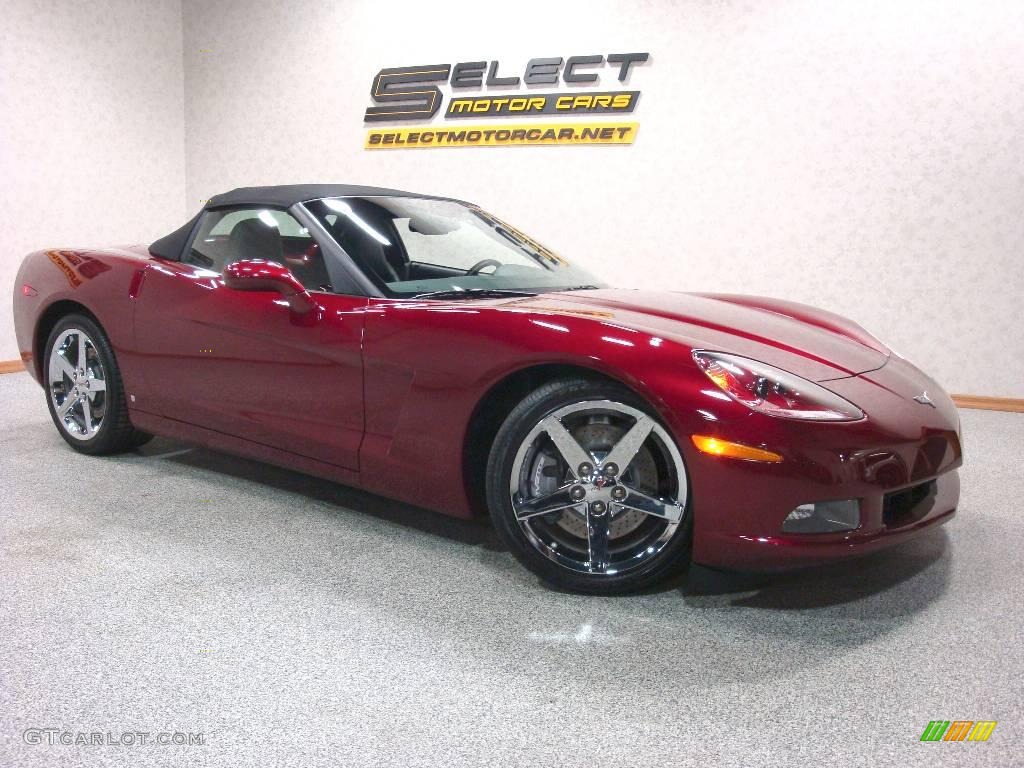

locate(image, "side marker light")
(691, 435), (783, 463)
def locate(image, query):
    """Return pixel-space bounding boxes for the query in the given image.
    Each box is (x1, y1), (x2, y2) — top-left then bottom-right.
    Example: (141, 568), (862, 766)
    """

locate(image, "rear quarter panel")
(13, 246), (149, 390)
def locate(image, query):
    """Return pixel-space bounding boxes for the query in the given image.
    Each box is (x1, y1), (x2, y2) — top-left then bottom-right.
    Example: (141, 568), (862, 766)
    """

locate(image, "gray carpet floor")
(1, 370), (1021, 767)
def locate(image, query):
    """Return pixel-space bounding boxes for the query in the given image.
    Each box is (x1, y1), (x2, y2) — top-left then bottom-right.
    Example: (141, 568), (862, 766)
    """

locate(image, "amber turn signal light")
(691, 435), (783, 463)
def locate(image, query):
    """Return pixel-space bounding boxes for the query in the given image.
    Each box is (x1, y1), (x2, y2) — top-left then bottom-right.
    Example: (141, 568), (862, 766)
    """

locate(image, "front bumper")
(684, 355), (962, 570)
(693, 470), (958, 570)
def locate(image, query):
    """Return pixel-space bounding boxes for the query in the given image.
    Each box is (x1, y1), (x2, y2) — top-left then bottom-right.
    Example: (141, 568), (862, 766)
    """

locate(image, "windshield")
(304, 196), (605, 297)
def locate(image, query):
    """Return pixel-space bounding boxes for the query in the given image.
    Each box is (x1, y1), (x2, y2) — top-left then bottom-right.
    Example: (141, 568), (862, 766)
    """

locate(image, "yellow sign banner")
(365, 122), (638, 149)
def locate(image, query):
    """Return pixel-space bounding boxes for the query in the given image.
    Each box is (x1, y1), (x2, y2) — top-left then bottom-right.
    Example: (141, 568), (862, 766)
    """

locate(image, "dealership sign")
(363, 52), (648, 149)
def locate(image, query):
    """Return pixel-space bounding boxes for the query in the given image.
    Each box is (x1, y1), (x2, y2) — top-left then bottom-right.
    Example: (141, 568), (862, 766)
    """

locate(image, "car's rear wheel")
(487, 378), (691, 594)
(44, 314), (151, 454)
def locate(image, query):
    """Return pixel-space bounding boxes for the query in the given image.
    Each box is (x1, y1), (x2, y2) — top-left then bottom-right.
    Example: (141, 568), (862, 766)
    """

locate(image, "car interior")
(187, 200), (546, 298)
(318, 200), (467, 287)
(187, 210), (334, 292)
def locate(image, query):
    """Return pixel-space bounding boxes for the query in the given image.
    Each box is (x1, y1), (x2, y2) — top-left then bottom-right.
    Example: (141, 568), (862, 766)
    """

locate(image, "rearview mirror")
(223, 260), (316, 316)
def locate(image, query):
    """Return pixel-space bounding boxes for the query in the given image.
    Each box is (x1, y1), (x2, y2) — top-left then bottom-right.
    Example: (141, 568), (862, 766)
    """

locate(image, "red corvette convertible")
(12, 185), (962, 593)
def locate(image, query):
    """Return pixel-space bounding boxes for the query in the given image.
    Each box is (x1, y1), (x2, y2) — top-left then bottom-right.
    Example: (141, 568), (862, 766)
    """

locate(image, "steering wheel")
(466, 258), (502, 276)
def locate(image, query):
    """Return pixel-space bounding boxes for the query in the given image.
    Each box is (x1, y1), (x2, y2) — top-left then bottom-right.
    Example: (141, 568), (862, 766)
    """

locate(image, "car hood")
(511, 288), (890, 382)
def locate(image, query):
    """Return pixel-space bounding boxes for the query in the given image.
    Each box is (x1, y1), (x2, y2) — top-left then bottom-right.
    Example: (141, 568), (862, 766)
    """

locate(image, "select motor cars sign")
(363, 52), (648, 149)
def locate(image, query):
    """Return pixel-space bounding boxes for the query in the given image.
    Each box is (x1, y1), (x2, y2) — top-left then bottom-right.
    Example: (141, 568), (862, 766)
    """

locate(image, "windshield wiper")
(410, 287), (538, 300)
(560, 284), (602, 292)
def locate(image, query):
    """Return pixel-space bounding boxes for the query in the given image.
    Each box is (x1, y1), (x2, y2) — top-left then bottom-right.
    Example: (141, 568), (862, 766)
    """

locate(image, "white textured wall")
(182, 0), (1024, 396)
(0, 0), (187, 357)
(4, 1), (1022, 397)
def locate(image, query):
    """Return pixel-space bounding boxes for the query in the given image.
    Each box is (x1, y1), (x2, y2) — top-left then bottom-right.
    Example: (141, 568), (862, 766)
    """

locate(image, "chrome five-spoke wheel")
(48, 327), (107, 440)
(509, 399), (688, 577)
(44, 313), (151, 455)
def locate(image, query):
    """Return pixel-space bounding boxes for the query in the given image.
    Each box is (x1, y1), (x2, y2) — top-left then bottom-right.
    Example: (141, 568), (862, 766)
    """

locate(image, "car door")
(132, 206), (366, 470)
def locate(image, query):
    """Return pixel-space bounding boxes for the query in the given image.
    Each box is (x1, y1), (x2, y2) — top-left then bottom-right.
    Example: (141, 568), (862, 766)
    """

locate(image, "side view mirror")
(223, 260), (316, 316)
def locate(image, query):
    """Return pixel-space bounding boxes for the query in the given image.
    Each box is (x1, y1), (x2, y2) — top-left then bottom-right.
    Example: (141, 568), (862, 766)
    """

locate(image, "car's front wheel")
(487, 378), (691, 594)
(44, 313), (151, 455)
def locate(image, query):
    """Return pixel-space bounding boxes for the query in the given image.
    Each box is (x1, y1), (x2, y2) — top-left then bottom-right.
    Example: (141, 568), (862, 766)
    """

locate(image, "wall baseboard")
(0, 358), (1022, 412)
(950, 394), (1024, 413)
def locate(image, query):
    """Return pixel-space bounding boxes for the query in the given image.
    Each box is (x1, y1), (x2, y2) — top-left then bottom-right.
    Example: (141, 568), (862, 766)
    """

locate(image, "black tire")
(43, 313), (152, 455)
(486, 378), (691, 594)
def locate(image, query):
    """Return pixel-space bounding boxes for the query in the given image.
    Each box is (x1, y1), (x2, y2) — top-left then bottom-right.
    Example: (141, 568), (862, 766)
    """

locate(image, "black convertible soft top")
(148, 183), (431, 260)
(207, 183), (427, 208)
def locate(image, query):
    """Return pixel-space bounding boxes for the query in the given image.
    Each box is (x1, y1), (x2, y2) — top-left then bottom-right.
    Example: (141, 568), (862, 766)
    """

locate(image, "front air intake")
(882, 480), (937, 529)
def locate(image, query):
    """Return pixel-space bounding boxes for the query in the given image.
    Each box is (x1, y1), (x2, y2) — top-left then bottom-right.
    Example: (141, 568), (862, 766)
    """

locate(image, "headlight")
(693, 351), (864, 422)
